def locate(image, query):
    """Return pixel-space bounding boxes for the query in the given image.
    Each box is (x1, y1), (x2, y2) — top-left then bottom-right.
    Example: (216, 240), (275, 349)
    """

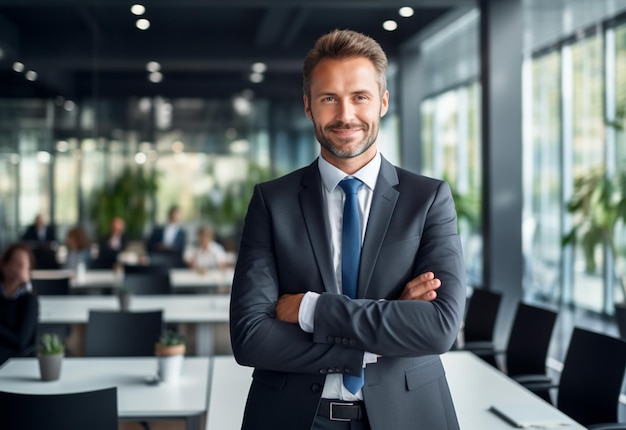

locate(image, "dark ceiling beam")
(255, 7), (293, 48)
(0, 0), (475, 7)
(280, 8), (309, 49)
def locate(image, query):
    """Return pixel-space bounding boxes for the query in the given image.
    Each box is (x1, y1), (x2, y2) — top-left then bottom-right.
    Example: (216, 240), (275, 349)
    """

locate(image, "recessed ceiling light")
(25, 70), (38, 81)
(64, 100), (75, 111)
(383, 20), (398, 31)
(131, 4), (145, 15)
(251, 62), (266, 73)
(148, 71), (163, 83)
(249, 72), (264, 83)
(12, 62), (24, 73)
(134, 152), (147, 165)
(399, 7), (414, 18)
(136, 18), (150, 30)
(146, 61), (160, 72)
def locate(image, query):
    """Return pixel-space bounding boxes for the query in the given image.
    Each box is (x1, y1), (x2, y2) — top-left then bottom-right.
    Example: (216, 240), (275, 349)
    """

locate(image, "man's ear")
(380, 90), (389, 118)
(303, 95), (313, 121)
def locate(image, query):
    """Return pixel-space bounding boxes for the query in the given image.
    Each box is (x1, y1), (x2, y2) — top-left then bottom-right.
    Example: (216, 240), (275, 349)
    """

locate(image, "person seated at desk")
(64, 225), (91, 273)
(95, 216), (127, 268)
(21, 213), (57, 245)
(188, 225), (228, 273)
(0, 242), (39, 365)
(146, 205), (187, 265)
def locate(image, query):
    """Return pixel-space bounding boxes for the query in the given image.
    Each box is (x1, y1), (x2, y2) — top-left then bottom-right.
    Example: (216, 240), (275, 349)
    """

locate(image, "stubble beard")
(312, 117), (380, 159)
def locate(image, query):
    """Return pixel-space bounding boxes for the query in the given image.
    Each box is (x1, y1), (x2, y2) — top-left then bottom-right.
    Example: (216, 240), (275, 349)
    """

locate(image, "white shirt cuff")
(298, 291), (320, 333)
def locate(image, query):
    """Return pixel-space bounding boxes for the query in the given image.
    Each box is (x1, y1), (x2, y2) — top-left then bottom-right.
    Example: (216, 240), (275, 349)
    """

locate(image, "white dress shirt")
(298, 151), (381, 401)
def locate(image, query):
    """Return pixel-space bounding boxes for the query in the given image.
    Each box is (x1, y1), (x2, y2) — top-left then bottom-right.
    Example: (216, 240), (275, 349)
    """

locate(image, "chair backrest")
(505, 302), (558, 377)
(31, 277), (71, 295)
(463, 288), (502, 343)
(31, 247), (60, 269)
(0, 387), (118, 430)
(557, 327), (626, 426)
(149, 251), (187, 269)
(124, 271), (171, 295)
(84, 310), (163, 357)
(614, 302), (626, 340)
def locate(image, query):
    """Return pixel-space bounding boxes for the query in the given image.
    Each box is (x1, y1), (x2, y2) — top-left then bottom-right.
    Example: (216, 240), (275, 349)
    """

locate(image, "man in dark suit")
(146, 205), (186, 266)
(21, 214), (56, 244)
(230, 30), (466, 430)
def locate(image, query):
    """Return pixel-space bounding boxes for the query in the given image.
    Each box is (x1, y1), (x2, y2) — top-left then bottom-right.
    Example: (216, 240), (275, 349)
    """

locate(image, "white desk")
(39, 295), (230, 355)
(32, 268), (234, 292)
(0, 357), (209, 430)
(205, 352), (585, 430)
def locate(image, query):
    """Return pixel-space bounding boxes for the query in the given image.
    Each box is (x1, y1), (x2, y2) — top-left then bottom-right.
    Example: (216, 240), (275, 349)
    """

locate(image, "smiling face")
(304, 56), (389, 174)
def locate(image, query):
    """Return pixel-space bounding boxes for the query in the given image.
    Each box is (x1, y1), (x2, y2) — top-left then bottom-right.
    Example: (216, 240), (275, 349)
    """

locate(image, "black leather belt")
(317, 399), (365, 421)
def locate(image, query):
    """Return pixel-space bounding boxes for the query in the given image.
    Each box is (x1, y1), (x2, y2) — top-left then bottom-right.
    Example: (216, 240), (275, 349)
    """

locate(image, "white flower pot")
(157, 354), (184, 383)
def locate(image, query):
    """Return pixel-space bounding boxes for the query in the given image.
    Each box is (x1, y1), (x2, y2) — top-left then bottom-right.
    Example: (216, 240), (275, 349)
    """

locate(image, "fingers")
(399, 272), (441, 301)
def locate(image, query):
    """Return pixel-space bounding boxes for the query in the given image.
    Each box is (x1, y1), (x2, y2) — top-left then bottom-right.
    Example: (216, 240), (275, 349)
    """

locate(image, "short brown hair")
(1, 242), (35, 272)
(302, 29), (388, 98)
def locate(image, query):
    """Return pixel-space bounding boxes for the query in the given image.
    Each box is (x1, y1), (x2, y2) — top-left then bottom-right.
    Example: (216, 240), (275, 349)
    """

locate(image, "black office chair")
(471, 302), (558, 401)
(124, 271), (171, 295)
(456, 288), (503, 365)
(148, 251), (187, 269)
(31, 277), (71, 295)
(31, 247), (61, 269)
(0, 387), (118, 430)
(84, 310), (163, 357)
(524, 327), (626, 429)
(614, 302), (626, 340)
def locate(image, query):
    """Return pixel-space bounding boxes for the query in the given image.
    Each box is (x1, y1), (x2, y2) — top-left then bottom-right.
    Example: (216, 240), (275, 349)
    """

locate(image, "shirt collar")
(318, 151), (381, 193)
(1, 281), (32, 299)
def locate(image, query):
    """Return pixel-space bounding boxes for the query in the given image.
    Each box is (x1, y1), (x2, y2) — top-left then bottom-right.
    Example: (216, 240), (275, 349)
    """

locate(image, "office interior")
(1, 0), (626, 426)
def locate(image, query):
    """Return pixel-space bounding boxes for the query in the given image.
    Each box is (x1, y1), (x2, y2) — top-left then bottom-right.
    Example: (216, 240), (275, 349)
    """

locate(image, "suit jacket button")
(335, 337), (342, 344)
(326, 335), (334, 343)
(342, 338), (350, 345)
(349, 339), (357, 346)
(311, 384), (322, 394)
(320, 369), (327, 374)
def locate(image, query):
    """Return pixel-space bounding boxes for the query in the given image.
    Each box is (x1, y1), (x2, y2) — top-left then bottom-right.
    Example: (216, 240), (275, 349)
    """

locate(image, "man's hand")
(399, 272), (441, 301)
(276, 293), (305, 323)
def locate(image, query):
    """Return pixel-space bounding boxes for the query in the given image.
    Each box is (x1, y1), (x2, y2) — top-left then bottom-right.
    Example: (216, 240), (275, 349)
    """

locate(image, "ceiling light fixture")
(130, 4), (145, 15)
(25, 70), (38, 81)
(251, 62), (266, 73)
(148, 71), (163, 83)
(12, 62), (24, 73)
(383, 20), (398, 31)
(249, 72), (264, 83)
(399, 7), (414, 18)
(146, 61), (161, 72)
(136, 18), (150, 30)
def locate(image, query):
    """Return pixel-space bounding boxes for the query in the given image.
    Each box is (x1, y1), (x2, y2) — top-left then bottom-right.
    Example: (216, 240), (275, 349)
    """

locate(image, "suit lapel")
(299, 162), (336, 294)
(358, 157), (399, 298)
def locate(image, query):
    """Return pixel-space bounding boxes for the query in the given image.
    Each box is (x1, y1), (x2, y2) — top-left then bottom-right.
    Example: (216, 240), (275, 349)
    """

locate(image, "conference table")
(32, 267), (235, 293)
(205, 351), (586, 430)
(38, 295), (230, 355)
(0, 357), (209, 430)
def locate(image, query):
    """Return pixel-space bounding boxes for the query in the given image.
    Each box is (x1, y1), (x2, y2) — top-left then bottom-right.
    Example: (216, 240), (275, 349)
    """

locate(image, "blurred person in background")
(0, 242), (39, 365)
(188, 225), (228, 273)
(95, 216), (128, 268)
(21, 213), (56, 245)
(64, 225), (91, 273)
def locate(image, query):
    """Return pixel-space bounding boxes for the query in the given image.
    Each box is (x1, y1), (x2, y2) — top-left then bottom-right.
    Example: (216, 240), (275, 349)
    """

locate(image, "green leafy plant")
(38, 333), (65, 355)
(562, 167), (626, 295)
(89, 167), (159, 240)
(157, 329), (185, 347)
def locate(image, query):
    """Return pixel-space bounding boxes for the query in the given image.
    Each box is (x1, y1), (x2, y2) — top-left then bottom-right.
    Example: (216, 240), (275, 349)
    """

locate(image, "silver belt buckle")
(329, 401), (353, 421)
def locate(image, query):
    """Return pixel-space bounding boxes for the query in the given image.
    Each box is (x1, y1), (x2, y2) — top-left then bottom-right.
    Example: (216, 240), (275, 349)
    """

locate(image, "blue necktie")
(339, 178), (364, 394)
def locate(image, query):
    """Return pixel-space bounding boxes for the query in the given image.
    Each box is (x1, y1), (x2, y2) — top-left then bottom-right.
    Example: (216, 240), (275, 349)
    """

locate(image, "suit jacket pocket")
(405, 357), (445, 391)
(252, 368), (287, 391)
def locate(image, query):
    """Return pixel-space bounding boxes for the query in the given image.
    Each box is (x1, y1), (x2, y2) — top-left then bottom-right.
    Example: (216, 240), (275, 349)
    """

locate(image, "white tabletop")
(205, 352), (585, 430)
(39, 294), (230, 324)
(0, 357), (210, 430)
(32, 268), (234, 291)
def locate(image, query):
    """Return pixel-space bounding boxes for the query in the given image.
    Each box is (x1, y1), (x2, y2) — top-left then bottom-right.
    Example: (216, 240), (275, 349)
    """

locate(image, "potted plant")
(562, 167), (626, 297)
(116, 287), (132, 311)
(155, 329), (186, 383)
(37, 333), (65, 381)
